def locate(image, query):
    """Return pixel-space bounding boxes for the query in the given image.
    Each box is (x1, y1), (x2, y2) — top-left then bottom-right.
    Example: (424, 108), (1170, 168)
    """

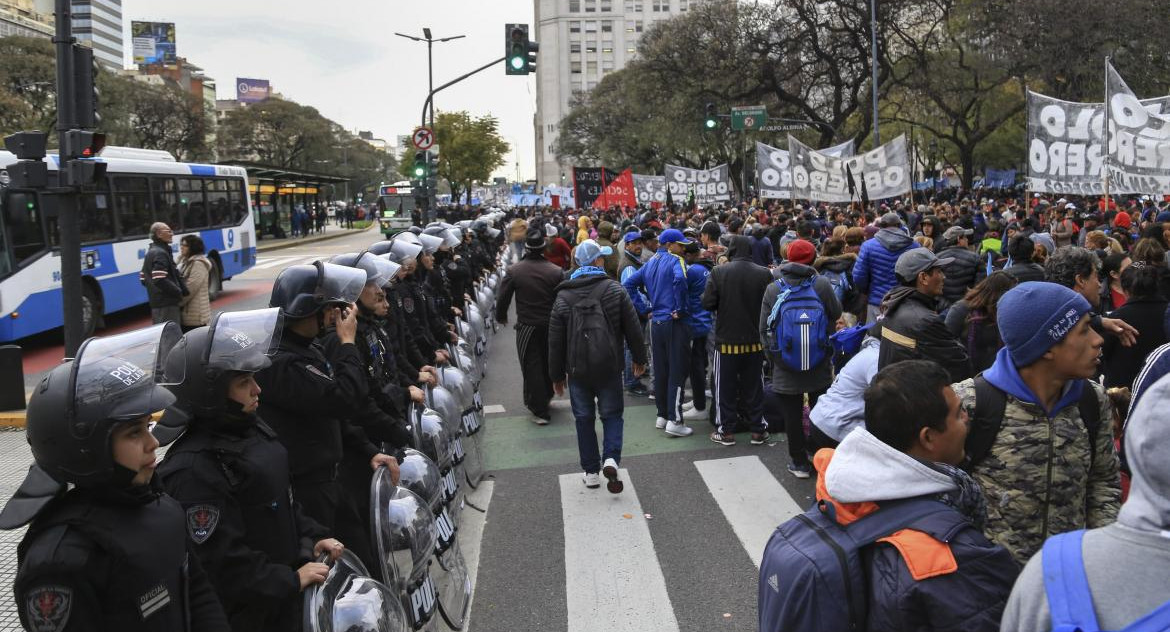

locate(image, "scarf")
(570, 265), (606, 280)
(921, 459), (988, 530)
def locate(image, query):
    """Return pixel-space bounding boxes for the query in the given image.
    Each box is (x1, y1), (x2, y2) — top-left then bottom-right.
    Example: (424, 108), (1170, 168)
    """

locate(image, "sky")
(121, 0), (537, 180)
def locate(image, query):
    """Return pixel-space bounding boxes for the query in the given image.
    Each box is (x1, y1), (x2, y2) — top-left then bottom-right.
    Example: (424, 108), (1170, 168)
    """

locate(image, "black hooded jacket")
(701, 235), (773, 346)
(878, 286), (972, 382)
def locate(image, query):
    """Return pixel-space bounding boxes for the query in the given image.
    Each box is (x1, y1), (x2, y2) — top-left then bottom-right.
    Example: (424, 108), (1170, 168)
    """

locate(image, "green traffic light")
(510, 56), (525, 70)
(705, 118), (717, 129)
(413, 166), (425, 177)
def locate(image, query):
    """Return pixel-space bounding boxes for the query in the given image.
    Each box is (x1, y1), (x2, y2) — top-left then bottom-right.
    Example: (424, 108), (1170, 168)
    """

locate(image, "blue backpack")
(1041, 530), (1170, 632)
(759, 498), (968, 632)
(820, 267), (852, 305)
(766, 277), (831, 371)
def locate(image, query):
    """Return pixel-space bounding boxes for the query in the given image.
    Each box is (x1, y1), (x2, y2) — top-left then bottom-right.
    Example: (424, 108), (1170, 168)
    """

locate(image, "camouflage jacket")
(953, 378), (1121, 563)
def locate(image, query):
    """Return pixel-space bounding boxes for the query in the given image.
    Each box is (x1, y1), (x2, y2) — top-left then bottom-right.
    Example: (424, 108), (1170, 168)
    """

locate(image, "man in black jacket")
(496, 229), (565, 425)
(549, 240), (646, 493)
(878, 249), (972, 382)
(140, 222), (187, 326)
(701, 235), (772, 443)
(937, 226), (980, 305)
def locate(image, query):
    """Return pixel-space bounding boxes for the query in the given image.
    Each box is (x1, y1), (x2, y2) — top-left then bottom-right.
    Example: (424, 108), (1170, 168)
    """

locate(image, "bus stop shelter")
(217, 161), (350, 240)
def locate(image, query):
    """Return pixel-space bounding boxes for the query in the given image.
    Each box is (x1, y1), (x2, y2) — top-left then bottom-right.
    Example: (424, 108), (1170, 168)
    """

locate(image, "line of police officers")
(0, 219), (504, 632)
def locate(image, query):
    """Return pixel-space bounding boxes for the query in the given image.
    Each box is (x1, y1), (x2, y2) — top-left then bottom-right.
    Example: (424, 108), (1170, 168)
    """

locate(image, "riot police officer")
(0, 324), (230, 632)
(156, 308), (345, 632)
(254, 261), (399, 576)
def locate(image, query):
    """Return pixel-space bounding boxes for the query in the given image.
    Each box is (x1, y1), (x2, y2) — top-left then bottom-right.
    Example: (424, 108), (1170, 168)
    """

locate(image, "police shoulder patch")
(303, 364), (333, 380)
(25, 585), (72, 632)
(186, 504), (220, 544)
(403, 296), (415, 313)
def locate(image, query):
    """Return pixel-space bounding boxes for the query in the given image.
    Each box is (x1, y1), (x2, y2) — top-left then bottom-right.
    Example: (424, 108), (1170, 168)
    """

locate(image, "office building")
(70, 0), (122, 69)
(0, 0), (53, 38)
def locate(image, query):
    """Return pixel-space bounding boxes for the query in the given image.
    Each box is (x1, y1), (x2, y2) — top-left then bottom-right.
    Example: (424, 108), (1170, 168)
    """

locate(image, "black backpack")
(965, 374), (1102, 469)
(565, 281), (620, 383)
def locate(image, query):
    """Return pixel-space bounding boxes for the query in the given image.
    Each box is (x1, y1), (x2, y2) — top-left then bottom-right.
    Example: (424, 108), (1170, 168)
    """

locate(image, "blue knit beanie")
(997, 281), (1092, 367)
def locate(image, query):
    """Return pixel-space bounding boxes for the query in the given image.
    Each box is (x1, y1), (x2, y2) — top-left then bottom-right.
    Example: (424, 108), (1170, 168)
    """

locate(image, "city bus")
(376, 181), (416, 236)
(0, 146), (256, 342)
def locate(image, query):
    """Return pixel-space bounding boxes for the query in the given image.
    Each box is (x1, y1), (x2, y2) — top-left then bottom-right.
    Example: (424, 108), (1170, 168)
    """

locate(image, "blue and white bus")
(0, 146), (256, 342)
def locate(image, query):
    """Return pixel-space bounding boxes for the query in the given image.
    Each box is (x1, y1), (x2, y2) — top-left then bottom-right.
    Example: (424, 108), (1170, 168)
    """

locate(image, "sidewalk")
(255, 222), (378, 253)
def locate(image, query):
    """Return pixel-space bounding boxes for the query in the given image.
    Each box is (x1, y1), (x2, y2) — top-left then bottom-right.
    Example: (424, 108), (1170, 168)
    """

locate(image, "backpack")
(965, 374), (1102, 469)
(830, 323), (873, 361)
(766, 277), (831, 371)
(564, 281), (620, 382)
(1041, 530), (1170, 632)
(820, 267), (852, 305)
(759, 497), (969, 632)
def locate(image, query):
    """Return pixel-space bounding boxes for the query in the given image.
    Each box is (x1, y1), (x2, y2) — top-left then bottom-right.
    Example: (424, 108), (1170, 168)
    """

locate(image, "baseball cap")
(574, 239), (613, 266)
(658, 228), (692, 245)
(623, 231), (643, 244)
(1065, 202), (1077, 210)
(942, 226), (974, 242)
(880, 212), (903, 227)
(895, 248), (954, 283)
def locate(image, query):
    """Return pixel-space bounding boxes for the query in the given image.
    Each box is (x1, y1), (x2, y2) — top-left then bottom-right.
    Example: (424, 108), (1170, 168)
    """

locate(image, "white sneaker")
(664, 421), (694, 437)
(680, 400), (695, 412)
(681, 406), (707, 421)
(583, 472), (601, 488)
(602, 458), (623, 494)
(655, 416), (668, 429)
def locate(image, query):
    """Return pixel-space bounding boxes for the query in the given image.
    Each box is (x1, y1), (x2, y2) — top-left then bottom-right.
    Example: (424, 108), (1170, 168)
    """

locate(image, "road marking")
(560, 469), (680, 632)
(482, 405), (506, 414)
(252, 255), (304, 270)
(458, 481), (493, 632)
(694, 456), (804, 567)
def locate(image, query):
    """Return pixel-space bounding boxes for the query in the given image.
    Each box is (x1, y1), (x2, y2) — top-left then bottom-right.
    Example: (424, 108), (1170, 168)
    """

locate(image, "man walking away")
(623, 228), (694, 436)
(497, 228), (566, 425)
(760, 239), (841, 477)
(702, 234), (771, 444)
(140, 222), (187, 326)
(549, 240), (646, 493)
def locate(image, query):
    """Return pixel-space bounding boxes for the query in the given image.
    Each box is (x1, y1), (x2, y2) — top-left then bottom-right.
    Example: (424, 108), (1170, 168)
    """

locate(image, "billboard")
(130, 21), (176, 65)
(236, 78), (271, 103)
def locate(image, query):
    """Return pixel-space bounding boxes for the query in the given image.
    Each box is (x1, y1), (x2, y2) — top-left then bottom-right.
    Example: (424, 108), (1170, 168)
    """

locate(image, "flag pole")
(1103, 56), (1111, 213)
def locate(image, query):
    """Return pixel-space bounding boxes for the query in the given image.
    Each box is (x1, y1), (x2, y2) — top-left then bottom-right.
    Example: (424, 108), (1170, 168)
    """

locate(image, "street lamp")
(395, 28), (466, 130)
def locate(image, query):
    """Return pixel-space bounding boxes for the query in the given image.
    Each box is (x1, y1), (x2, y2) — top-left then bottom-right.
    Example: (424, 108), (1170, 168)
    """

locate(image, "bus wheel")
(81, 283), (99, 338)
(208, 258), (224, 301)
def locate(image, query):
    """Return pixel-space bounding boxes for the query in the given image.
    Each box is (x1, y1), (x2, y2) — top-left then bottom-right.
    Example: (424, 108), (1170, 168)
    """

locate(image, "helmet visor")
(417, 233), (443, 254)
(72, 322), (183, 423)
(316, 262), (366, 306)
(388, 241), (423, 264)
(206, 307), (283, 373)
(366, 257), (399, 289)
(375, 256), (402, 283)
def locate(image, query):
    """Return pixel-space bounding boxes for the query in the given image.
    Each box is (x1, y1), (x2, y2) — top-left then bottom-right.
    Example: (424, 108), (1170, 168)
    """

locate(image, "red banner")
(593, 169), (636, 210)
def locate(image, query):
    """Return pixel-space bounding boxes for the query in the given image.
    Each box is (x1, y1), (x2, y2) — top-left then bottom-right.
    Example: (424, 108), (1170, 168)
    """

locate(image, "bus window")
(113, 176), (152, 238)
(179, 178), (208, 230)
(79, 179), (114, 243)
(228, 179), (248, 224)
(206, 179), (231, 227)
(4, 191), (47, 267)
(152, 178), (182, 231)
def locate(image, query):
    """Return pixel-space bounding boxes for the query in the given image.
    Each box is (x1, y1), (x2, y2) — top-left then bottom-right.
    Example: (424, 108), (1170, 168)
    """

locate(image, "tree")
(0, 37), (63, 137)
(398, 111), (508, 204)
(217, 99), (334, 169)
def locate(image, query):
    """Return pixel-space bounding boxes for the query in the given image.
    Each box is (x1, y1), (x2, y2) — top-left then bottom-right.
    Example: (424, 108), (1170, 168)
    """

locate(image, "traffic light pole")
(53, 0), (84, 357)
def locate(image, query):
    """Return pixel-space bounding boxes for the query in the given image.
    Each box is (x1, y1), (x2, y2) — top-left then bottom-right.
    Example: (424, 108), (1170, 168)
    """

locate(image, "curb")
(255, 223), (379, 253)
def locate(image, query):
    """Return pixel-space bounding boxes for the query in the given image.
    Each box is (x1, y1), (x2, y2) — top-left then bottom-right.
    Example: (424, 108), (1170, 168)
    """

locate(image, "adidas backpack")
(766, 277), (831, 371)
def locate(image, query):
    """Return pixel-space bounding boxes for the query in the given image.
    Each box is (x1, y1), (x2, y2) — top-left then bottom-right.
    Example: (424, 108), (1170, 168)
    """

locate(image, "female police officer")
(156, 308), (346, 632)
(0, 323), (229, 632)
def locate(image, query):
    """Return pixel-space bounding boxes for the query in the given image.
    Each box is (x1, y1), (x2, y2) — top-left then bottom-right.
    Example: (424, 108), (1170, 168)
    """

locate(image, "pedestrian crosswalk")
(694, 456), (805, 568)
(252, 254), (320, 270)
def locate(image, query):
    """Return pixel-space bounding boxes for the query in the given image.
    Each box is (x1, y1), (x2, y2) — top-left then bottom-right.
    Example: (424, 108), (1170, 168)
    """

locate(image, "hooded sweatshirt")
(810, 334), (880, 442)
(1000, 374), (1170, 632)
(853, 227), (919, 306)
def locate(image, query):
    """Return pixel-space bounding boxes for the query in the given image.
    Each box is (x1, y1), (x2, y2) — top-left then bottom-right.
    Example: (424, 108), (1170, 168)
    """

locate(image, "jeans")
(650, 319), (690, 423)
(568, 375), (625, 474)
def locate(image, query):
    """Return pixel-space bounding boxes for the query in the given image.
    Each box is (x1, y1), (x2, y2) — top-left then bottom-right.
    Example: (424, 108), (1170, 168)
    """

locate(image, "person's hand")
(452, 307), (462, 317)
(632, 363), (646, 377)
(297, 562), (330, 591)
(409, 385), (425, 403)
(435, 349), (450, 364)
(1102, 317), (1138, 347)
(448, 330), (458, 342)
(418, 370), (437, 386)
(335, 303), (358, 345)
(671, 311), (680, 320)
(313, 538), (345, 561)
(371, 453), (400, 483)
(553, 380), (565, 396)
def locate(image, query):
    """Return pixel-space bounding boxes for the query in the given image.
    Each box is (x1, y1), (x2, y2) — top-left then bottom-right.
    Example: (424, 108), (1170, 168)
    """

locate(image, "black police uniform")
(385, 284), (431, 374)
(160, 414), (331, 632)
(401, 275), (445, 358)
(15, 483), (229, 632)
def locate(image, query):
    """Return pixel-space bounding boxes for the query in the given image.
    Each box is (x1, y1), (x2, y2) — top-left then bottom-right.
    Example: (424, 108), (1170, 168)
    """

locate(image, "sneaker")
(664, 421), (694, 437)
(626, 383), (651, 397)
(530, 415), (550, 426)
(602, 458), (623, 494)
(787, 462), (812, 479)
(680, 400), (695, 412)
(751, 432), (771, 446)
(709, 431), (736, 446)
(681, 406), (708, 421)
(655, 416), (668, 429)
(583, 472), (601, 489)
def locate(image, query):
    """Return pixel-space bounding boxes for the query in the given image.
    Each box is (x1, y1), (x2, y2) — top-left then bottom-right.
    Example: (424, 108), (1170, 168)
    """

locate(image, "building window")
(587, 81), (598, 90)
(624, 0), (643, 10)
(570, 21), (581, 33)
(680, 0), (688, 10)
(602, 60), (615, 71)
(626, 46), (637, 53)
(652, 0), (668, 11)
(571, 61), (582, 73)
(600, 0), (612, 11)
(570, 42), (581, 53)
(585, 21), (597, 32)
(569, 0), (580, 11)
(601, 20), (613, 32)
(635, 20), (643, 32)
(602, 46), (613, 53)
(586, 44), (597, 53)
(585, 0), (596, 12)
(625, 20), (635, 32)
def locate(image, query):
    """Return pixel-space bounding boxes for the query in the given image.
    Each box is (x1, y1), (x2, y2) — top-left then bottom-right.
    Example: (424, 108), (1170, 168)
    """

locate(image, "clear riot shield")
(370, 466), (440, 631)
(461, 429), (485, 489)
(302, 549), (410, 632)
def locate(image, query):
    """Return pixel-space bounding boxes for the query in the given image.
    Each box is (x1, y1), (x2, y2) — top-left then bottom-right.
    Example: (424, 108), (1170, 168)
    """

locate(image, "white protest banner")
(632, 174), (667, 205)
(665, 164), (732, 205)
(1027, 90), (1170, 195)
(1105, 62), (1170, 195)
(787, 135), (910, 202)
(756, 139), (855, 199)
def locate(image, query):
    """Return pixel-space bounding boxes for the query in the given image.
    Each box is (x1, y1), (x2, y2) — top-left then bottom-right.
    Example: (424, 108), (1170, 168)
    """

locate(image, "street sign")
(411, 126), (435, 150)
(760, 123), (808, 132)
(731, 105), (767, 131)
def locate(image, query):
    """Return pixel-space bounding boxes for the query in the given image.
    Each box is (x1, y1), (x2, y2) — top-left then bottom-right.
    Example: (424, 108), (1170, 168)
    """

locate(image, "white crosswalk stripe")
(694, 456), (805, 568)
(252, 255), (316, 270)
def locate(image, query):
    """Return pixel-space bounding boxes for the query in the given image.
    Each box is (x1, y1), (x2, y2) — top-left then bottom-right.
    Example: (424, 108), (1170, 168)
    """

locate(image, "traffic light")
(505, 24), (531, 75)
(3, 131), (49, 188)
(72, 44), (100, 129)
(61, 130), (107, 186)
(704, 103), (719, 130)
(412, 151), (428, 179)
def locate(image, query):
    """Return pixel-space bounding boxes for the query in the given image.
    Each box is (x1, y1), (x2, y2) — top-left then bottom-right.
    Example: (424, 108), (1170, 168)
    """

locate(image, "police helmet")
(387, 239), (423, 265)
(328, 251), (398, 288)
(423, 226), (460, 250)
(367, 240), (393, 257)
(270, 261), (366, 319)
(417, 233), (444, 255)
